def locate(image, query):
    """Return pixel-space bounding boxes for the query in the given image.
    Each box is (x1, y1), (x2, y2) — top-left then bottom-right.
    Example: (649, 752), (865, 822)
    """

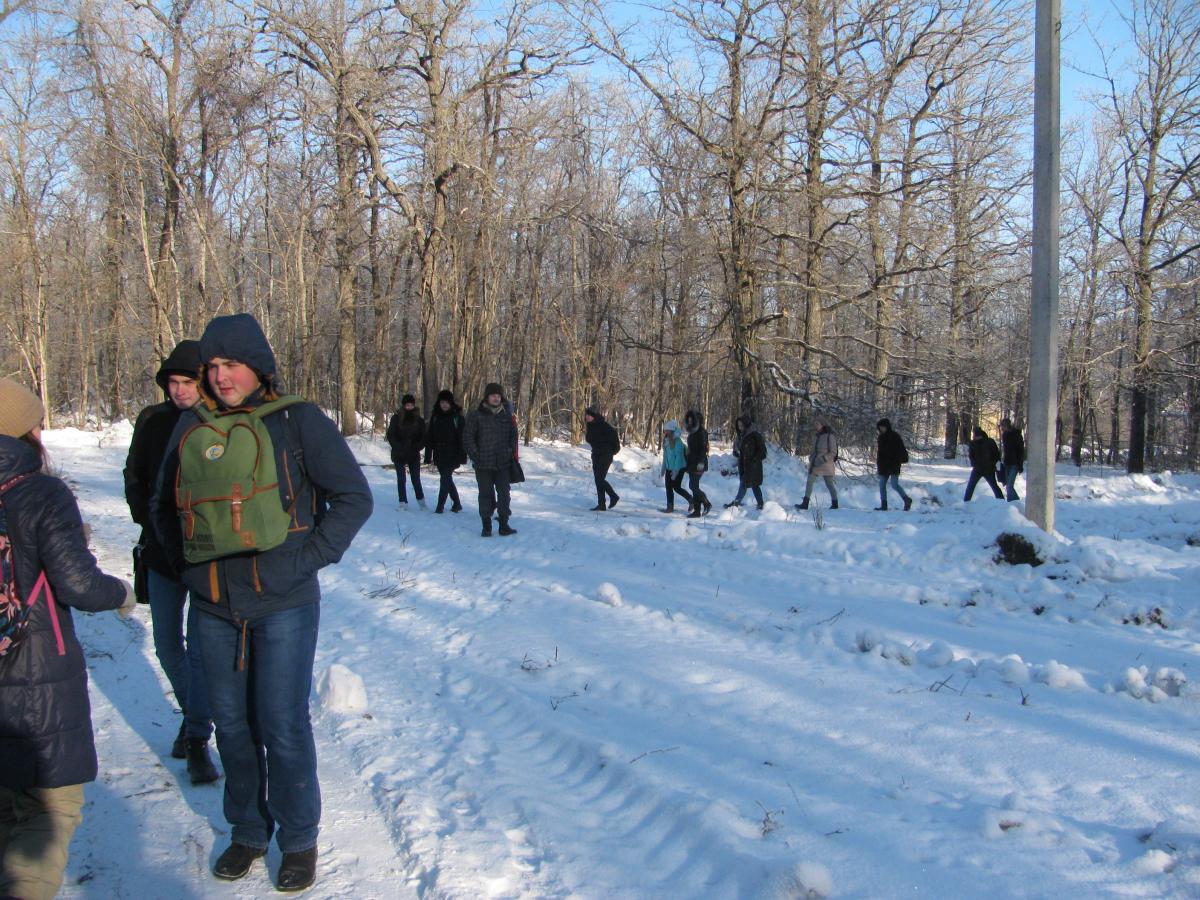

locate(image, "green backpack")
(175, 396), (304, 563)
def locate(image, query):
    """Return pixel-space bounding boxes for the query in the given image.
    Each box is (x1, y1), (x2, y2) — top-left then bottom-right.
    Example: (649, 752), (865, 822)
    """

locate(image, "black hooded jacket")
(585, 413), (620, 462)
(425, 398), (467, 469)
(684, 410), (709, 473)
(876, 419), (909, 476)
(0, 436), (126, 788)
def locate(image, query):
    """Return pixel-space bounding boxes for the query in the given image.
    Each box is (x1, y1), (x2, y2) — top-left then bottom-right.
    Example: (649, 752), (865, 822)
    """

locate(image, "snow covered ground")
(41, 423), (1200, 898)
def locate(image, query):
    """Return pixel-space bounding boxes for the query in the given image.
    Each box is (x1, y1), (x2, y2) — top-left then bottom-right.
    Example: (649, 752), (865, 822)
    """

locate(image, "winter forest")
(1, 0), (1198, 467)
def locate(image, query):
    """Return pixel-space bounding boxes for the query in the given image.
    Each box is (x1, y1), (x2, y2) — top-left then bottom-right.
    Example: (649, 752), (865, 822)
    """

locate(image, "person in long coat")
(424, 390), (466, 513)
(386, 394), (426, 507)
(875, 418), (913, 511)
(584, 406), (621, 511)
(965, 426), (1004, 501)
(0, 377), (132, 900)
(795, 416), (838, 510)
(660, 421), (692, 513)
(725, 415), (766, 509)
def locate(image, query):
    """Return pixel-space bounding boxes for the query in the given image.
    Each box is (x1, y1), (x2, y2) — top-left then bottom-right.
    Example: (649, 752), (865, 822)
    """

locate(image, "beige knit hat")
(0, 378), (45, 438)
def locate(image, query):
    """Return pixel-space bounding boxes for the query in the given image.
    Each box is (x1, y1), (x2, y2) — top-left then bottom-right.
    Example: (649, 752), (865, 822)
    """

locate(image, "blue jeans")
(877, 474), (910, 508)
(732, 479), (763, 505)
(1003, 464), (1020, 501)
(395, 456), (423, 502)
(146, 569), (212, 740)
(964, 469), (1004, 501)
(193, 604), (321, 853)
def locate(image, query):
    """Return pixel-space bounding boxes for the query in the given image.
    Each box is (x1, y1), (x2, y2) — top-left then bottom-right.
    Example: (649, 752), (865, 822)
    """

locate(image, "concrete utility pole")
(1028, 0), (1061, 533)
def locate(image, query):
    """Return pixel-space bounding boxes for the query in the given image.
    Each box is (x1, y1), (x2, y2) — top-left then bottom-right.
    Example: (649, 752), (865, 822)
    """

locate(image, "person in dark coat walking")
(424, 390), (466, 513)
(386, 394), (426, 508)
(999, 418), (1025, 502)
(123, 339), (218, 783)
(875, 418), (913, 511)
(464, 382), (519, 536)
(965, 426), (1004, 501)
(0, 377), (132, 900)
(584, 406), (621, 511)
(725, 415), (766, 509)
(684, 409), (712, 518)
(151, 314), (373, 892)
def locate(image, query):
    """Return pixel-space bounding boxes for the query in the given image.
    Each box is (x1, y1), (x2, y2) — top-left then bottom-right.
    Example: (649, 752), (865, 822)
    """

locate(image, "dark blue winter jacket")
(0, 436), (126, 788)
(151, 318), (373, 624)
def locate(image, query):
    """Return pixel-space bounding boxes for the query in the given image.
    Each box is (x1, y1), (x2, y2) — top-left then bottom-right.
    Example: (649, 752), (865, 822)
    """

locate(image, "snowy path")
(39, 428), (1200, 898)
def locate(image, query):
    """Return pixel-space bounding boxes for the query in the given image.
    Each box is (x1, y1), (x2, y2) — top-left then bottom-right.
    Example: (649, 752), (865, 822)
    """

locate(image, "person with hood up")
(386, 393), (427, 508)
(659, 420), (692, 513)
(123, 339), (218, 783)
(683, 409), (712, 518)
(874, 418), (913, 511)
(151, 313), (373, 892)
(424, 389), (467, 513)
(725, 415), (766, 509)
(999, 417), (1025, 502)
(463, 382), (519, 537)
(795, 416), (839, 510)
(0, 377), (134, 900)
(964, 426), (1004, 501)
(584, 406), (620, 511)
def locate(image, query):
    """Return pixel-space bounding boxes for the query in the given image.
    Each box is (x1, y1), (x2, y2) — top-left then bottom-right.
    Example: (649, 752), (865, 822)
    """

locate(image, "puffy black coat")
(464, 399), (518, 471)
(124, 400), (185, 576)
(0, 436), (126, 789)
(425, 404), (467, 469)
(684, 411), (709, 474)
(877, 426), (908, 477)
(585, 414), (620, 462)
(1002, 428), (1025, 471)
(386, 410), (426, 464)
(968, 435), (1001, 473)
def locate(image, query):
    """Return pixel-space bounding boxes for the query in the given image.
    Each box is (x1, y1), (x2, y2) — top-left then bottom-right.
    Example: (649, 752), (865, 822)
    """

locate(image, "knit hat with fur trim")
(0, 377), (45, 438)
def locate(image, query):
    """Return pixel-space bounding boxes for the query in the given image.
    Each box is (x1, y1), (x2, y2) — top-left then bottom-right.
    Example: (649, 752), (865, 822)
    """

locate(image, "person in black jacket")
(123, 339), (218, 783)
(684, 409), (712, 518)
(151, 314), (373, 892)
(463, 382), (518, 537)
(385, 394), (426, 508)
(875, 418), (913, 511)
(725, 415), (766, 509)
(965, 426), (1004, 501)
(584, 406), (621, 511)
(1000, 418), (1025, 502)
(0, 377), (132, 900)
(424, 390), (466, 513)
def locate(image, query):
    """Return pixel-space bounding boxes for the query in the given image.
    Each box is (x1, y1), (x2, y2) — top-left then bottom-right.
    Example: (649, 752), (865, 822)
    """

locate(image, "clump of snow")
(766, 861), (834, 899)
(760, 501), (788, 521)
(1131, 849), (1176, 875)
(595, 582), (623, 607)
(917, 640), (955, 668)
(1034, 660), (1088, 691)
(317, 663), (369, 714)
(1113, 666), (1188, 701)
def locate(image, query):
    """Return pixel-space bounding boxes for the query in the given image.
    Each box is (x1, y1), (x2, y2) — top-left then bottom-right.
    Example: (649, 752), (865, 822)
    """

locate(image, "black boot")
(481, 519), (493, 537)
(213, 842), (265, 880)
(276, 847), (318, 892)
(171, 719), (187, 760)
(702, 498), (712, 515)
(686, 503), (701, 519)
(795, 497), (810, 511)
(724, 500), (741, 508)
(875, 504), (888, 511)
(186, 738), (220, 784)
(903, 497), (913, 511)
(830, 499), (838, 510)
(590, 504), (607, 511)
(609, 493), (620, 509)
(498, 519), (517, 536)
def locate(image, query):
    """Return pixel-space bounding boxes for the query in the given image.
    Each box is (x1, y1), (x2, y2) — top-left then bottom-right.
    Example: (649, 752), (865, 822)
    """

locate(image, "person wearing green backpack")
(151, 314), (372, 892)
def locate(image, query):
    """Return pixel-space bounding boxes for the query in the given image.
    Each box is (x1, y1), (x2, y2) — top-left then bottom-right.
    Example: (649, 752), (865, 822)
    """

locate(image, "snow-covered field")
(42, 423), (1199, 898)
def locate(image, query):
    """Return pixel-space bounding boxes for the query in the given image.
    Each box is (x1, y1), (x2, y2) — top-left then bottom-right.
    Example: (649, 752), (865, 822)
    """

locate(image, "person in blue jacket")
(659, 420), (692, 513)
(152, 314), (372, 892)
(0, 377), (133, 900)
